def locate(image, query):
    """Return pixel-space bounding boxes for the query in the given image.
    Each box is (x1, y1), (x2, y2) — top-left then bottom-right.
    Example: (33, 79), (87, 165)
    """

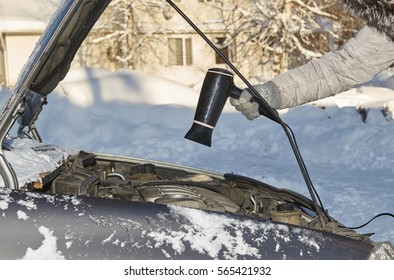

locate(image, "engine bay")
(25, 151), (318, 228)
(0, 134), (368, 242)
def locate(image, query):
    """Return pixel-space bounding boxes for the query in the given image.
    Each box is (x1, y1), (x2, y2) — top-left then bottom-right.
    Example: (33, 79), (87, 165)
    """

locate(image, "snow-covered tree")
(221, 0), (362, 77)
(223, 0), (333, 76)
(79, 0), (168, 70)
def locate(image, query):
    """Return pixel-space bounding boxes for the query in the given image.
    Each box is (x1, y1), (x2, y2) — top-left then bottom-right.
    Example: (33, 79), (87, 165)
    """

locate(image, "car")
(0, 0), (393, 260)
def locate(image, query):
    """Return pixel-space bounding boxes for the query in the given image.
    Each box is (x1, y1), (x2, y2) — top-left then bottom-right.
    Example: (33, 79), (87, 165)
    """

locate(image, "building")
(0, 0), (237, 88)
(0, 0), (61, 85)
(0, 0), (344, 89)
(76, 0), (241, 88)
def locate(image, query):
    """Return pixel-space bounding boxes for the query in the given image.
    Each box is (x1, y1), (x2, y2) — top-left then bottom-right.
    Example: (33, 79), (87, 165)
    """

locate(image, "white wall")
(5, 34), (40, 85)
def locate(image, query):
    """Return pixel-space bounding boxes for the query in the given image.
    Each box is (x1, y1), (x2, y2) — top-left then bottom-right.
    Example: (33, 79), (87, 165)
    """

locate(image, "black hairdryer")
(184, 68), (242, 147)
(185, 68), (280, 147)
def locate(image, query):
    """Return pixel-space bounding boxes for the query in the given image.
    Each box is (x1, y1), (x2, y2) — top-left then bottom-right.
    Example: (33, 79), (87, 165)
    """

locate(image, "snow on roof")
(0, 0), (61, 32)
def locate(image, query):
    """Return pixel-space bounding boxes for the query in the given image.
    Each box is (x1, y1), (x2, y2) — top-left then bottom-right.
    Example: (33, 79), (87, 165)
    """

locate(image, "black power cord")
(339, 213), (394, 230)
(165, 0), (330, 227)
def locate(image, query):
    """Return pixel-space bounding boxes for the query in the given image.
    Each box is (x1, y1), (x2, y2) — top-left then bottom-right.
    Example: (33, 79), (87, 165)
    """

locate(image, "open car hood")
(23, 0), (110, 96)
(0, 0), (111, 188)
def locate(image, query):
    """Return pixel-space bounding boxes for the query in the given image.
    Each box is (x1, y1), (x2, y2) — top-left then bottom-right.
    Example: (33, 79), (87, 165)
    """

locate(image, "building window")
(215, 37), (230, 64)
(168, 38), (193, 66)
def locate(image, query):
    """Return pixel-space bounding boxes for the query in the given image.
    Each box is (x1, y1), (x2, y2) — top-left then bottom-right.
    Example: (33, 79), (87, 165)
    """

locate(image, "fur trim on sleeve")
(341, 0), (394, 40)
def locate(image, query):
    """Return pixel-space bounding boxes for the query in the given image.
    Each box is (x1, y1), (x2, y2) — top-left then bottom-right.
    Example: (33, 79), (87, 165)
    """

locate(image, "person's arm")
(231, 25), (394, 120)
(273, 25), (394, 109)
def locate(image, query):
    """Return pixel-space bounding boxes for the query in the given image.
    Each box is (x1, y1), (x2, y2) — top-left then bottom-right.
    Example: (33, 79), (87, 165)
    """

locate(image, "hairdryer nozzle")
(184, 121), (213, 147)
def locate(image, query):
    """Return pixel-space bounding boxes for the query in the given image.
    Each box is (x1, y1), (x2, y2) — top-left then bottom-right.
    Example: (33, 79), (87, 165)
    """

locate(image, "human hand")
(229, 82), (281, 120)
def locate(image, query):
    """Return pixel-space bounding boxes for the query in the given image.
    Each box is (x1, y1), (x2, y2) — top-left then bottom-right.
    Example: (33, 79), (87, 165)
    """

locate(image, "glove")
(230, 81), (281, 120)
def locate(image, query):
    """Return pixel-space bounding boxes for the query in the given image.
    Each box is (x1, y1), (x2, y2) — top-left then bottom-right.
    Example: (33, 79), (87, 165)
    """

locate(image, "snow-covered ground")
(2, 67), (394, 246)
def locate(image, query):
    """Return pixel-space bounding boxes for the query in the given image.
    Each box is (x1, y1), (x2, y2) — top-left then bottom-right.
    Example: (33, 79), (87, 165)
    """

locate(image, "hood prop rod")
(165, 0), (330, 228)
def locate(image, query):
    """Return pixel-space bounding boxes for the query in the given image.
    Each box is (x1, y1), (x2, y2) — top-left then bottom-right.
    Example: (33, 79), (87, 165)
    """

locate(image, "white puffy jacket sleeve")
(271, 26), (394, 109)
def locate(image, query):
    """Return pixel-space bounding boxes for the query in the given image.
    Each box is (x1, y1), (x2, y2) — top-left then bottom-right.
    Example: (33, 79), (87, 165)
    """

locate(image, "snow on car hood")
(131, 204), (325, 259)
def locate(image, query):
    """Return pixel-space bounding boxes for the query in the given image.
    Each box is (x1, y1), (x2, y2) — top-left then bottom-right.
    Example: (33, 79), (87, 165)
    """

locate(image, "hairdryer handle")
(229, 85), (242, 99)
(230, 86), (281, 124)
